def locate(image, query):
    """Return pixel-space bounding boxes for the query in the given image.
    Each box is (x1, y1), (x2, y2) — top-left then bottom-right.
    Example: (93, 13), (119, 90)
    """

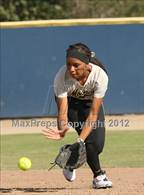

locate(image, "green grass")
(101, 131), (144, 167)
(1, 131), (144, 170)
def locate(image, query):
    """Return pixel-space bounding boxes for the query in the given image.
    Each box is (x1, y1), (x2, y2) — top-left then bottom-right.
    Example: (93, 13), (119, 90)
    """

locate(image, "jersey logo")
(69, 81), (97, 99)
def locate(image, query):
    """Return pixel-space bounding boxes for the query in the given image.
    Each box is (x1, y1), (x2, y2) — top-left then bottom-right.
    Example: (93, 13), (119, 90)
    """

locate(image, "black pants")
(68, 97), (105, 177)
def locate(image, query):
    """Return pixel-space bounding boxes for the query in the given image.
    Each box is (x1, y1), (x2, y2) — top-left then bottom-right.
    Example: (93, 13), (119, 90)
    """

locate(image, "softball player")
(43, 43), (112, 189)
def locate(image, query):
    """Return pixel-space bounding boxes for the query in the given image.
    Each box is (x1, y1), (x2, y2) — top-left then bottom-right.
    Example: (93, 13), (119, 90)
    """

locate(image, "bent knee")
(86, 142), (104, 155)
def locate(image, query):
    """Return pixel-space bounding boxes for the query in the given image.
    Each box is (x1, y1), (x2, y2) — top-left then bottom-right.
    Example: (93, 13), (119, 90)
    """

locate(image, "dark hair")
(66, 42), (107, 74)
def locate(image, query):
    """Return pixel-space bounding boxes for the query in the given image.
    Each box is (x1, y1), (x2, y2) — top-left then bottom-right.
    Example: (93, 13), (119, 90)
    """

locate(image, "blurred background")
(0, 0), (144, 21)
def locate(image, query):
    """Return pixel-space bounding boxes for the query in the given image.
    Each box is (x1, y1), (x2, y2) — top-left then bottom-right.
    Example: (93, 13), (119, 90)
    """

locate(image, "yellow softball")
(18, 157), (32, 171)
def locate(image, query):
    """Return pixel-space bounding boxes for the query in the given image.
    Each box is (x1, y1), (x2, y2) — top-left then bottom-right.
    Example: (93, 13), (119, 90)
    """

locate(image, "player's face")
(66, 57), (88, 80)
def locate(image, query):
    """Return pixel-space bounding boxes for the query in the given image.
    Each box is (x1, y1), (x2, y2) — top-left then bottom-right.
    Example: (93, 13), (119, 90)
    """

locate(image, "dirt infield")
(1, 168), (144, 195)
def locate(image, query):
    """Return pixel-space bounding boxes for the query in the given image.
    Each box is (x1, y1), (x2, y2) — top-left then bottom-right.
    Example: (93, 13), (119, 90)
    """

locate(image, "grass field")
(1, 130), (144, 170)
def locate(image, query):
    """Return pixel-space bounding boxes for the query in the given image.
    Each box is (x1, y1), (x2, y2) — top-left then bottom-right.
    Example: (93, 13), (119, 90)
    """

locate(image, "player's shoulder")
(90, 63), (102, 71)
(57, 65), (67, 74)
(90, 63), (108, 82)
(54, 65), (67, 79)
(90, 63), (108, 75)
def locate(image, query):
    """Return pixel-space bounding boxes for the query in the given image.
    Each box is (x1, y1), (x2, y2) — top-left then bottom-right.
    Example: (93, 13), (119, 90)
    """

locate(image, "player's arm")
(79, 97), (103, 141)
(42, 97), (69, 140)
(42, 67), (70, 140)
(79, 68), (108, 141)
(56, 96), (69, 132)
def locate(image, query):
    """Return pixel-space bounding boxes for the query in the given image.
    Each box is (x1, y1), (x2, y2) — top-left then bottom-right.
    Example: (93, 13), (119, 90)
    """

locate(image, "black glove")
(49, 140), (87, 170)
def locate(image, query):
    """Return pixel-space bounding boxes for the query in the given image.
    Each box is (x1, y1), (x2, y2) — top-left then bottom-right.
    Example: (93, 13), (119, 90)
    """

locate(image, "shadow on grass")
(0, 187), (66, 193)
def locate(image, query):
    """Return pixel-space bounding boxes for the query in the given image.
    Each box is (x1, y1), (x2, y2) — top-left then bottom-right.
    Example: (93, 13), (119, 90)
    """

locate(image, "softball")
(18, 157), (32, 171)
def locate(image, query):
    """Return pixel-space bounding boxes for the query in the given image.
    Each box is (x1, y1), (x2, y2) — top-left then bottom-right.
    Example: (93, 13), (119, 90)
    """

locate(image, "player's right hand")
(42, 128), (67, 140)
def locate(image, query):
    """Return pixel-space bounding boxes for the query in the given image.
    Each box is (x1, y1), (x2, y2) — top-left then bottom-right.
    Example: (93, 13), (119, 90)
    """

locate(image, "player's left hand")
(42, 128), (67, 140)
(50, 140), (87, 170)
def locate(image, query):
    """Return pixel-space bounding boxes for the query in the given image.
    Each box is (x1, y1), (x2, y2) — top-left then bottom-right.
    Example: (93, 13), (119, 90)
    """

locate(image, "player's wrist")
(63, 126), (70, 132)
(77, 137), (84, 143)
